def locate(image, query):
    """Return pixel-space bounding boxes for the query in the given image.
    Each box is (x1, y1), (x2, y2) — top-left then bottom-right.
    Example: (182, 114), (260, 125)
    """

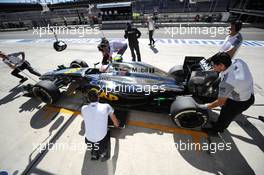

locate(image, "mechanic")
(198, 52), (254, 134)
(97, 37), (127, 72)
(0, 51), (41, 83)
(81, 89), (119, 161)
(219, 21), (243, 58)
(124, 23), (141, 62)
(147, 16), (155, 46)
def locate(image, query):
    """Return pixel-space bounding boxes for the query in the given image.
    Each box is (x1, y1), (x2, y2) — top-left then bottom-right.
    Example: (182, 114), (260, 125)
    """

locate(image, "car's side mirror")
(53, 40), (67, 52)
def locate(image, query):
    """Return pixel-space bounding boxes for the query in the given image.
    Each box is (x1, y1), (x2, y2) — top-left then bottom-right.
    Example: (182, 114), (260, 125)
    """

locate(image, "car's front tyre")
(170, 96), (208, 129)
(33, 80), (61, 104)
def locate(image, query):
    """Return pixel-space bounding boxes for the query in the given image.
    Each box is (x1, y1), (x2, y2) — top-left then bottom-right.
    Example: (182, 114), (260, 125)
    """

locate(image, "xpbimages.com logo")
(98, 84), (166, 96)
(32, 142), (99, 153)
(175, 140), (232, 153)
(32, 24), (100, 38)
(164, 25), (229, 38)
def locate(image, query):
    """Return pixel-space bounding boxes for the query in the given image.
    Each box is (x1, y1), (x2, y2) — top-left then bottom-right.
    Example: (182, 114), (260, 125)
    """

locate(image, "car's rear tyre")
(70, 59), (89, 68)
(168, 65), (185, 81)
(33, 80), (61, 104)
(170, 96), (208, 128)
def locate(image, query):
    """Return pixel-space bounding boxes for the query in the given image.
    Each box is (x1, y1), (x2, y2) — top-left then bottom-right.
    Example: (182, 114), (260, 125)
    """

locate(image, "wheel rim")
(33, 87), (53, 104)
(173, 110), (207, 128)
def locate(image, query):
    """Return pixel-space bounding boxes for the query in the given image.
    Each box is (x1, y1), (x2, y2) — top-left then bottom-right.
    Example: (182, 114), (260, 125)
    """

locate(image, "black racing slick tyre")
(168, 65), (185, 81)
(170, 96), (208, 129)
(70, 59), (89, 68)
(33, 80), (61, 104)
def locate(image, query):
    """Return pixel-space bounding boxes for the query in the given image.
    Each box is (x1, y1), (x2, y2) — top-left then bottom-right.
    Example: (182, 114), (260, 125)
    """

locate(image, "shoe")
(19, 77), (28, 84)
(148, 43), (152, 46)
(259, 116), (264, 122)
(100, 152), (110, 162)
(153, 40), (155, 45)
(100, 155), (110, 162)
(90, 154), (99, 161)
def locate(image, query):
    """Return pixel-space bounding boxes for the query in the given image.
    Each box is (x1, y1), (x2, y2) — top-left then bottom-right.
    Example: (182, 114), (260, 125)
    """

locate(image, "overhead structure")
(97, 2), (132, 29)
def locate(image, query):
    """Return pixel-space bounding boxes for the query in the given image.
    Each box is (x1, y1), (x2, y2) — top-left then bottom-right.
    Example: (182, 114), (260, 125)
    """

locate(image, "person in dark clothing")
(97, 37), (127, 72)
(124, 23), (141, 62)
(0, 51), (41, 83)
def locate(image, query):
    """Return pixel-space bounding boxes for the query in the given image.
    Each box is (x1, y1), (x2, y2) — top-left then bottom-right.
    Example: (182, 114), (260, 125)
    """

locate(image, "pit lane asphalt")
(0, 27), (264, 40)
(0, 29), (264, 175)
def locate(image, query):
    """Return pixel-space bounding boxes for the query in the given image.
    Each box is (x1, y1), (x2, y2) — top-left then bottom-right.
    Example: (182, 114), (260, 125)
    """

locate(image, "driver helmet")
(97, 37), (109, 51)
(112, 54), (123, 62)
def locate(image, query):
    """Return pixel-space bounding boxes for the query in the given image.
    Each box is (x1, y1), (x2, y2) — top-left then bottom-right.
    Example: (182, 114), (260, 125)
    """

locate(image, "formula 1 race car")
(27, 57), (219, 129)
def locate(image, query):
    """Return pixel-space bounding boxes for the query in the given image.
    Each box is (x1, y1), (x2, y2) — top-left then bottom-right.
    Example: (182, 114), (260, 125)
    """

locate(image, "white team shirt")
(219, 59), (254, 101)
(81, 102), (114, 142)
(219, 33), (243, 57)
(148, 19), (155, 31)
(3, 53), (24, 67)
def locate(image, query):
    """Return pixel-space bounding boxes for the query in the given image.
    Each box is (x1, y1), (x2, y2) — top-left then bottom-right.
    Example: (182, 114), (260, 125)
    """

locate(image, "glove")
(196, 104), (208, 110)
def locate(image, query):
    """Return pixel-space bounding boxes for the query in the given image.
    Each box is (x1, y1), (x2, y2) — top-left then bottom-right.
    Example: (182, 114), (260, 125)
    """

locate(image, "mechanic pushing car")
(97, 37), (127, 72)
(0, 51), (41, 83)
(219, 21), (243, 58)
(124, 23), (142, 62)
(81, 89), (119, 161)
(198, 52), (254, 134)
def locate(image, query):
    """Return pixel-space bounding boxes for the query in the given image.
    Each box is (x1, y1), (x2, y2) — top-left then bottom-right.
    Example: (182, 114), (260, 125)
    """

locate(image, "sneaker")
(100, 155), (110, 162)
(90, 154), (99, 161)
(19, 77), (28, 84)
(100, 152), (110, 162)
(148, 43), (152, 46)
(259, 116), (264, 122)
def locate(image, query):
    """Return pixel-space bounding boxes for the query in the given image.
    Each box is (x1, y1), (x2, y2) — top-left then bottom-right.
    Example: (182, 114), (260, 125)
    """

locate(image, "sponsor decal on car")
(130, 67), (155, 73)
(91, 88), (119, 101)
(64, 68), (81, 74)
(114, 66), (155, 74)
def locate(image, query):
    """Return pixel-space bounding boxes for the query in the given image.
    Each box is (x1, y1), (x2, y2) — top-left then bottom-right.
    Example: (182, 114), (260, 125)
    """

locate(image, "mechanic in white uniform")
(205, 21), (243, 67)
(0, 51), (41, 83)
(198, 52), (255, 134)
(219, 21), (243, 58)
(97, 37), (127, 72)
(81, 89), (119, 161)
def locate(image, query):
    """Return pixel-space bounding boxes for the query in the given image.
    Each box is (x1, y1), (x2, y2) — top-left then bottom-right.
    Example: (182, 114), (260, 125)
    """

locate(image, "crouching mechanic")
(0, 51), (41, 83)
(198, 52), (255, 134)
(97, 37), (127, 72)
(81, 90), (119, 161)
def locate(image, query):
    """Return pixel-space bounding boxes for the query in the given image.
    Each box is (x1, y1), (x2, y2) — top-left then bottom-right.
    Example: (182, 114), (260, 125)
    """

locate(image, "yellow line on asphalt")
(127, 120), (207, 137)
(44, 105), (80, 116)
(43, 105), (208, 142)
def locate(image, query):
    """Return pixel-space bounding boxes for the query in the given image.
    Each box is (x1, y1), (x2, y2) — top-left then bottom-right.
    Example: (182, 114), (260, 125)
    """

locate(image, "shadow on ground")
(22, 114), (77, 175)
(81, 136), (120, 175)
(0, 84), (23, 105)
(149, 45), (159, 54)
(174, 111), (263, 175)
